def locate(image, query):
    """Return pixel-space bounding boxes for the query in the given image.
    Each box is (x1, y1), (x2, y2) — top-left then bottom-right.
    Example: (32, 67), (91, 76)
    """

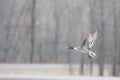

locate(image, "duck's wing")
(81, 38), (87, 48)
(92, 31), (97, 41)
(81, 33), (93, 48)
(86, 33), (94, 43)
(88, 31), (97, 49)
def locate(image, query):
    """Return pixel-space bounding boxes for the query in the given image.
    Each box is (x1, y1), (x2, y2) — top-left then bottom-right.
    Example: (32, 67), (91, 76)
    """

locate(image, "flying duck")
(69, 31), (97, 59)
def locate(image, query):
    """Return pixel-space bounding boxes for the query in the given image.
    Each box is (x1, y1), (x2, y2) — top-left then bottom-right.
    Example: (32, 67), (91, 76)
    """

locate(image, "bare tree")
(112, 0), (118, 76)
(115, 0), (120, 76)
(79, 54), (84, 75)
(67, 49), (73, 75)
(79, 32), (84, 75)
(66, 24), (74, 75)
(53, 1), (59, 63)
(89, 0), (94, 75)
(97, 0), (105, 76)
(67, 27), (73, 75)
(30, 0), (36, 63)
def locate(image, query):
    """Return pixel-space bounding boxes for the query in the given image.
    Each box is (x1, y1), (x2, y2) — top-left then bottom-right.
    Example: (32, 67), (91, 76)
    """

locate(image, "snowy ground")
(0, 64), (115, 76)
(0, 64), (119, 80)
(0, 75), (120, 80)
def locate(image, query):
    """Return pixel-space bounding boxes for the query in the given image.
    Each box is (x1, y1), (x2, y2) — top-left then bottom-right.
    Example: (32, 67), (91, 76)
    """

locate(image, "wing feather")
(81, 33), (92, 48)
(92, 31), (97, 40)
(86, 33), (93, 43)
(88, 31), (97, 49)
(81, 31), (97, 49)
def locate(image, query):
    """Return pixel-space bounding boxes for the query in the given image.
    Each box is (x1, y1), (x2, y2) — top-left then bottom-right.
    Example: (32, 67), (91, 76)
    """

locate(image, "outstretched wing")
(81, 31), (97, 49)
(81, 33), (93, 48)
(81, 38), (87, 48)
(88, 31), (97, 49)
(86, 33), (94, 43)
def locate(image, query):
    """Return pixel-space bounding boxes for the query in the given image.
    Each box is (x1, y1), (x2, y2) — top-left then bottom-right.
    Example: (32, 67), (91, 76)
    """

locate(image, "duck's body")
(69, 31), (97, 59)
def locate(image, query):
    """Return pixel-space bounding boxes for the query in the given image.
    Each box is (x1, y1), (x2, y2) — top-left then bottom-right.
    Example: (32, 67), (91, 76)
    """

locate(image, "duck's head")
(68, 46), (75, 49)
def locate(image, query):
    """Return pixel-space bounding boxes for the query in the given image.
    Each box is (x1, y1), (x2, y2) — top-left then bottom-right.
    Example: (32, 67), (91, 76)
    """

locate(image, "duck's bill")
(68, 46), (74, 49)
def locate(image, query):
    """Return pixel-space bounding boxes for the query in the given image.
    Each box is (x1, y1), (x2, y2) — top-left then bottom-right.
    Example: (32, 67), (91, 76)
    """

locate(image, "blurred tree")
(79, 54), (84, 75)
(112, 0), (117, 76)
(30, 0), (36, 63)
(96, 0), (105, 76)
(53, 1), (59, 63)
(79, 31), (84, 75)
(115, 0), (120, 76)
(89, 0), (94, 75)
(66, 25), (73, 75)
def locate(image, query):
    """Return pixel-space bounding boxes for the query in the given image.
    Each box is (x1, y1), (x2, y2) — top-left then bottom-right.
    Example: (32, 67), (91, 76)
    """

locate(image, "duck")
(69, 31), (97, 59)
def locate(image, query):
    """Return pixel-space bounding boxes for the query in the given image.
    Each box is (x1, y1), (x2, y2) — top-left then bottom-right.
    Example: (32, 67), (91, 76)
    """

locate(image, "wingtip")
(93, 31), (97, 40)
